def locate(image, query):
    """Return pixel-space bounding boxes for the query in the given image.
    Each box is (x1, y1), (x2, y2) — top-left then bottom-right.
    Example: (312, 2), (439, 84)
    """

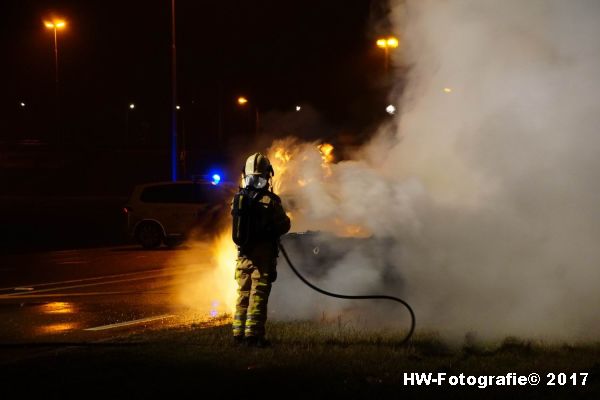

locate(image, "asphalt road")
(0, 245), (212, 350)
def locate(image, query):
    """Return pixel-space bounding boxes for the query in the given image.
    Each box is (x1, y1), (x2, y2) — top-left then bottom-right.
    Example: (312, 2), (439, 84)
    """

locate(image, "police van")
(124, 177), (233, 248)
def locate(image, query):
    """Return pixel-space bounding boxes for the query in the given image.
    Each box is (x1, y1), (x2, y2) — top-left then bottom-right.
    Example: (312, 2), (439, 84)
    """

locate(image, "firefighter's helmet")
(242, 152), (274, 189)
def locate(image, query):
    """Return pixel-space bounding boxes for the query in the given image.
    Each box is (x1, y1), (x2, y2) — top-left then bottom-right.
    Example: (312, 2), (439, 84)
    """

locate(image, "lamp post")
(170, 0), (178, 181)
(44, 19), (66, 144)
(376, 36), (399, 74)
(126, 103), (135, 145)
(176, 105), (187, 178)
(237, 96), (260, 136)
(18, 101), (28, 141)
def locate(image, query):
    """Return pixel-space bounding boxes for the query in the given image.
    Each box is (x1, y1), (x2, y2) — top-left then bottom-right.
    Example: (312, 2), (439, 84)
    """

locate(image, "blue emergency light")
(211, 174), (221, 185)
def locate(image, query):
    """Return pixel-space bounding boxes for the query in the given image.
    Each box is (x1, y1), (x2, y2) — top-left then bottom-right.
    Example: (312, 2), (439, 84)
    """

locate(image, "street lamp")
(376, 36), (399, 73)
(170, 0), (178, 181)
(176, 104), (187, 177)
(236, 96), (259, 135)
(44, 18), (66, 144)
(126, 103), (136, 145)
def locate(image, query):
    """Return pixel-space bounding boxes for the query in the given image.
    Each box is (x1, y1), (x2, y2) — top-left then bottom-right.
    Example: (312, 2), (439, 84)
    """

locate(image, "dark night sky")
(0, 0), (395, 162)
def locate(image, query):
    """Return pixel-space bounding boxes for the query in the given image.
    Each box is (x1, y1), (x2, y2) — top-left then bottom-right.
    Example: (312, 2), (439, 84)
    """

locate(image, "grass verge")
(2, 318), (598, 398)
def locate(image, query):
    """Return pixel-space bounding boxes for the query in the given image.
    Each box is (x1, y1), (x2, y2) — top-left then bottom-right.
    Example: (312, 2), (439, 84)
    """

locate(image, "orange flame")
(266, 139), (372, 236)
(210, 230), (238, 315)
(318, 143), (334, 164)
(334, 218), (371, 238)
(268, 141), (336, 192)
(173, 230), (237, 320)
(345, 225), (367, 237)
(269, 146), (294, 193)
(318, 143), (334, 177)
(274, 147), (292, 163)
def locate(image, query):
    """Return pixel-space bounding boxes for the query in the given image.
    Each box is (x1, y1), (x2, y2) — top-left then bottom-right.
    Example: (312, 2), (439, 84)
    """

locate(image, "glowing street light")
(126, 103), (136, 145)
(43, 18), (67, 86)
(20, 102), (26, 107)
(295, 105), (301, 112)
(236, 96), (259, 135)
(44, 18), (67, 144)
(386, 104), (396, 115)
(376, 36), (399, 49)
(443, 87), (453, 93)
(45, 20), (66, 29)
(176, 105), (181, 110)
(386, 37), (399, 48)
(376, 36), (399, 73)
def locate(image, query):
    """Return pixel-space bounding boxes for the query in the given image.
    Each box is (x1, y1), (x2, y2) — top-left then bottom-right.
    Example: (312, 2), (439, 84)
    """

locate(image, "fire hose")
(278, 242), (416, 345)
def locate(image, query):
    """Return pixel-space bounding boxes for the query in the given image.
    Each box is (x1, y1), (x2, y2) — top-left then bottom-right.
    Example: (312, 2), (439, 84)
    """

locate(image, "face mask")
(244, 175), (268, 189)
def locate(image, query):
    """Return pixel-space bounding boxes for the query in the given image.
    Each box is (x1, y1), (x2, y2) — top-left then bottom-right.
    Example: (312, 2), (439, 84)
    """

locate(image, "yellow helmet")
(244, 152), (273, 176)
(242, 152), (274, 189)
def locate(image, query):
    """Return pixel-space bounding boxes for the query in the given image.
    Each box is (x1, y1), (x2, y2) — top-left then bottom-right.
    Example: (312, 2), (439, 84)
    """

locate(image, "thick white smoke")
(268, 0), (600, 342)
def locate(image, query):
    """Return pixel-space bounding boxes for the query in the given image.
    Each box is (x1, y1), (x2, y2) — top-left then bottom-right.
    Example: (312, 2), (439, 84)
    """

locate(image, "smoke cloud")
(267, 0), (600, 342)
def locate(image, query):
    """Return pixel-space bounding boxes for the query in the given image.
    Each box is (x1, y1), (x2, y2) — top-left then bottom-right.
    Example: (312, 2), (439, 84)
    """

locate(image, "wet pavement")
(0, 245), (212, 354)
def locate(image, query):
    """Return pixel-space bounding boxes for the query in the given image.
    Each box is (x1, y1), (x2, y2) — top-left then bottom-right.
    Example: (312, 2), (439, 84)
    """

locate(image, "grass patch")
(2, 318), (599, 397)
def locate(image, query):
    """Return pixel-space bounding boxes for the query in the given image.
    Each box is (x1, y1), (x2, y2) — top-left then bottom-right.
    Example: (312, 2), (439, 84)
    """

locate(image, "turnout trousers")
(232, 256), (273, 338)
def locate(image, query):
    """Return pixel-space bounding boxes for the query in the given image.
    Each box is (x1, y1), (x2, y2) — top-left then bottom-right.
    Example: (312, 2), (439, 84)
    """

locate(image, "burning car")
(280, 231), (404, 290)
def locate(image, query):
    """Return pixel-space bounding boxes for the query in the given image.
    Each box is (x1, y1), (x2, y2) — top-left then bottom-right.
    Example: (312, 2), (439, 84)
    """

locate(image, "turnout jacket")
(232, 188), (291, 266)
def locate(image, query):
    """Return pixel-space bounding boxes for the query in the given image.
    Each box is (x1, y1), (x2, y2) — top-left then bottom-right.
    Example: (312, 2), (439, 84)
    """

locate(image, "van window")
(140, 183), (222, 204)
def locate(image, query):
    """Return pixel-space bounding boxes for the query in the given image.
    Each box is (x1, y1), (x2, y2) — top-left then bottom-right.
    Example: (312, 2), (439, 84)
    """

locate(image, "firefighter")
(231, 152), (291, 347)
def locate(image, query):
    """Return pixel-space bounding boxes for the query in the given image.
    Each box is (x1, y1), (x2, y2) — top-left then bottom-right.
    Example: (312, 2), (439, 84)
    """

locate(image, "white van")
(124, 180), (232, 248)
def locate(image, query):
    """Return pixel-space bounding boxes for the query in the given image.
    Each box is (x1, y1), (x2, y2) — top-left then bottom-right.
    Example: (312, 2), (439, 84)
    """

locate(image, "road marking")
(0, 291), (176, 299)
(0, 263), (208, 294)
(5, 274), (173, 296)
(57, 261), (88, 265)
(3, 267), (206, 297)
(53, 250), (81, 254)
(84, 314), (175, 331)
(0, 268), (164, 292)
